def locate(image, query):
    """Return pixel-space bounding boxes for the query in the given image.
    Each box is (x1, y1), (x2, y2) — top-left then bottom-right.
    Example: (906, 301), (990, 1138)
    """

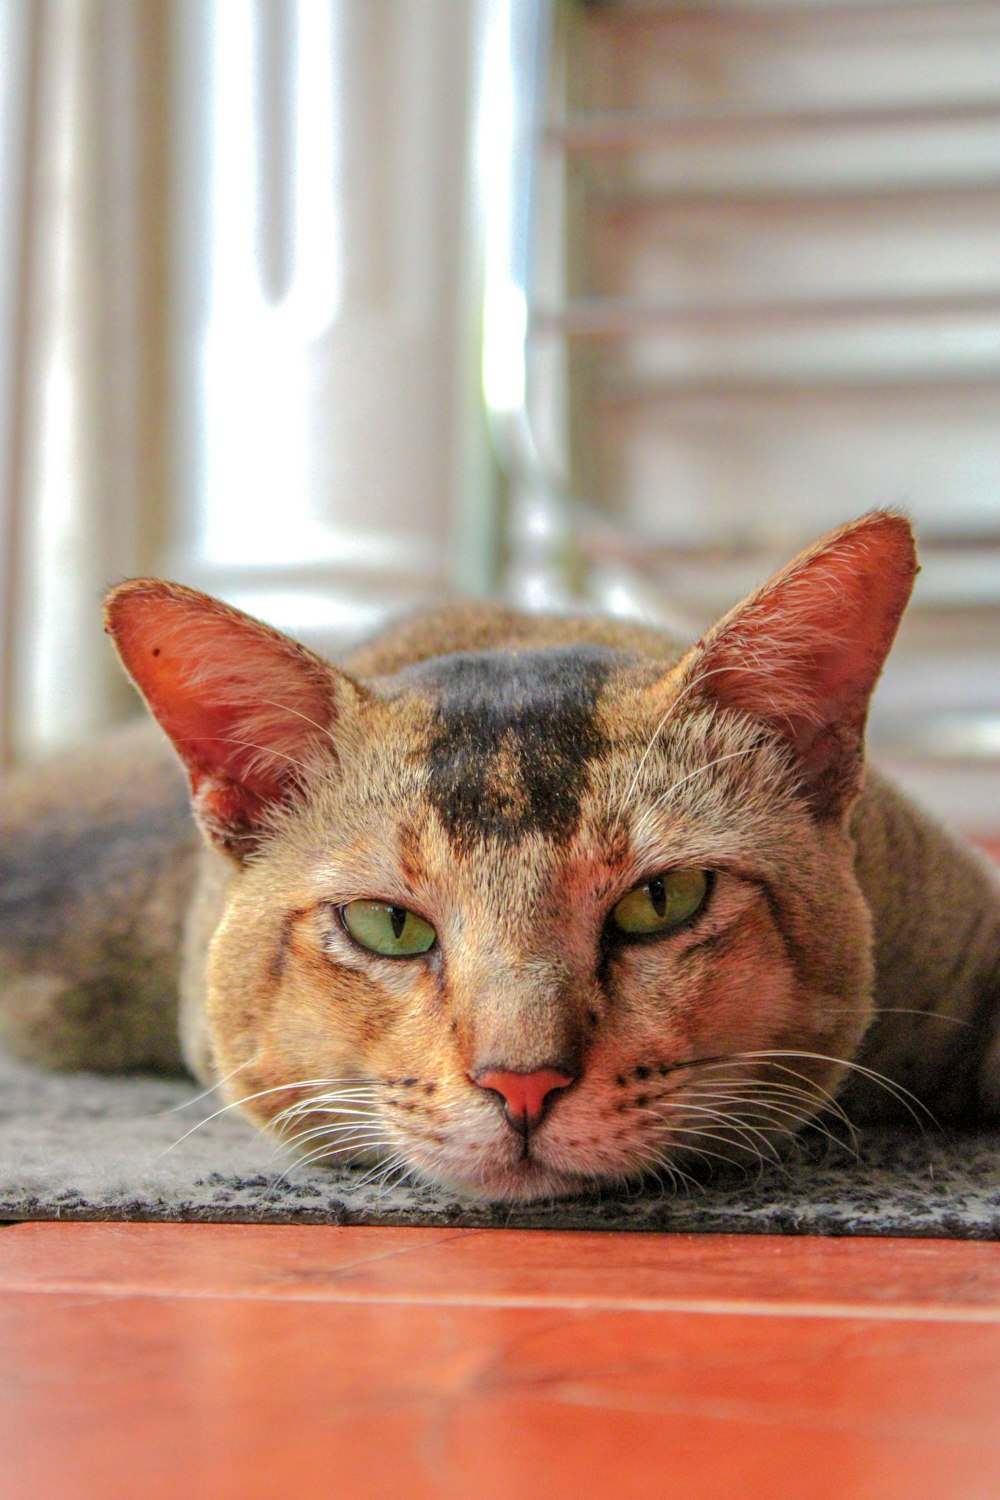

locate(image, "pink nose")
(473, 1067), (575, 1128)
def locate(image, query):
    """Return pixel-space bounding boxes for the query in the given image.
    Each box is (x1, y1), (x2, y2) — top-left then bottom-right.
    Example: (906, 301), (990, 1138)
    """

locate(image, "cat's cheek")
(592, 901), (802, 1105)
(689, 962), (800, 1093)
(203, 903), (391, 1111)
(365, 975), (457, 1092)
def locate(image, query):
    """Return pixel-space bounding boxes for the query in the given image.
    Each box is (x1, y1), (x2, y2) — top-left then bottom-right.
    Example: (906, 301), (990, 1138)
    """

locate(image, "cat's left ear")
(670, 511), (918, 820)
(104, 580), (367, 858)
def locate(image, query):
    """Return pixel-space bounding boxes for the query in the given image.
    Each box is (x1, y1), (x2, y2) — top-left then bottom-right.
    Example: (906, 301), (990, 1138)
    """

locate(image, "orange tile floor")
(2, 1222), (1000, 1500)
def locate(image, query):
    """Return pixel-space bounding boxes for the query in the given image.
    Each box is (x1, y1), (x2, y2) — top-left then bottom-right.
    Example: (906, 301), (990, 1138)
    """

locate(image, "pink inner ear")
(698, 513), (918, 746)
(105, 582), (340, 810)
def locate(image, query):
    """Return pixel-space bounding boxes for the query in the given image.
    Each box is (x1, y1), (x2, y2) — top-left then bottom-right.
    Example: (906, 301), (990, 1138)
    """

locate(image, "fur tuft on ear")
(104, 580), (365, 857)
(674, 511), (918, 819)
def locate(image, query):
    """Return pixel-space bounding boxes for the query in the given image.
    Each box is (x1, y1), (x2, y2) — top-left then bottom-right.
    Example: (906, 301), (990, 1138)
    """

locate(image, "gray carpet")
(2, 1044), (999, 1236)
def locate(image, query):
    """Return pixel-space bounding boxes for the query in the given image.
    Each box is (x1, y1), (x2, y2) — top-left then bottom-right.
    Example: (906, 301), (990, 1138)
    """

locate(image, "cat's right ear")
(104, 580), (366, 859)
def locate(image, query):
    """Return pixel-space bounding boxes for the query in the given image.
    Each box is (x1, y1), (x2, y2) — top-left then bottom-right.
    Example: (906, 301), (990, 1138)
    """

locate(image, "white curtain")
(0, 0), (499, 767)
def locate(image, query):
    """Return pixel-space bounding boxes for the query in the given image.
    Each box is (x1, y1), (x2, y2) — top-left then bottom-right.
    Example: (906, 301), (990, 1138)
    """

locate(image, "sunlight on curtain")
(0, 0), (166, 764)
(0, 0), (499, 766)
(174, 0), (491, 649)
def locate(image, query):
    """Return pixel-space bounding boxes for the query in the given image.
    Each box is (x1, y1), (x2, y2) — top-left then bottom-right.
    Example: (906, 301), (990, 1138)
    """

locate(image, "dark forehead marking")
(412, 645), (623, 851)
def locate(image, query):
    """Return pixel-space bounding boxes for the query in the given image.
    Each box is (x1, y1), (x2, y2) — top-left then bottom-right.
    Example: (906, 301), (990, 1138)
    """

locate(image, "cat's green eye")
(341, 900), (437, 958)
(611, 869), (709, 937)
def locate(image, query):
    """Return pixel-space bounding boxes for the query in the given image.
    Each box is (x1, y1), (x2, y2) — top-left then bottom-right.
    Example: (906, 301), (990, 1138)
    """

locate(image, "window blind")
(528, 0), (1000, 829)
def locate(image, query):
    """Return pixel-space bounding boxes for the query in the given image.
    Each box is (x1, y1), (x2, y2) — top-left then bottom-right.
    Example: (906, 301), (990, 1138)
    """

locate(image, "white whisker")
(179, 735), (315, 777)
(258, 697), (339, 749)
(159, 1076), (374, 1157)
(726, 1050), (936, 1129)
(154, 1058), (253, 1116)
(648, 748), (763, 816)
(610, 659), (787, 834)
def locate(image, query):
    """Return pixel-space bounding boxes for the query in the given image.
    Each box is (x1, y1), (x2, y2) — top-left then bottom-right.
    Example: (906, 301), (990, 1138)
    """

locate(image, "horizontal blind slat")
(530, 0), (1000, 823)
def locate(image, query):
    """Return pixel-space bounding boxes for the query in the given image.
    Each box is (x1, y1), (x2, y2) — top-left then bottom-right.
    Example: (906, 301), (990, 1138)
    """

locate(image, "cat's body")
(2, 515), (1000, 1201)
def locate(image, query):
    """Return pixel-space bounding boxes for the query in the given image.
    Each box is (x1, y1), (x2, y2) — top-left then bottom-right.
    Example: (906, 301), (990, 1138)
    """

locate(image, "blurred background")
(0, 0), (998, 828)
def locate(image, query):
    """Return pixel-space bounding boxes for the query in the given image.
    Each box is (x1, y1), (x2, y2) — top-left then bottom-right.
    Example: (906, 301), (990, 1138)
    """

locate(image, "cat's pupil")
(648, 877), (666, 918)
(389, 906), (407, 941)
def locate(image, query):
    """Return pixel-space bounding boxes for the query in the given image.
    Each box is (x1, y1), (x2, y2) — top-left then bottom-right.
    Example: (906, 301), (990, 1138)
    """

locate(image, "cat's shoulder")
(341, 602), (686, 679)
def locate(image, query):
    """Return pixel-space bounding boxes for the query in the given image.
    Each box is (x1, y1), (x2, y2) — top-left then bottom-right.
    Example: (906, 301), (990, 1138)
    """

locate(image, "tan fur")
(0, 722), (197, 1071)
(2, 514), (999, 1202)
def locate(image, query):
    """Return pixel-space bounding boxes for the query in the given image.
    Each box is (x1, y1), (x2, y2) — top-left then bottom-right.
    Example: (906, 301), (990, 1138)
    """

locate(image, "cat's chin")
(421, 1156), (601, 1206)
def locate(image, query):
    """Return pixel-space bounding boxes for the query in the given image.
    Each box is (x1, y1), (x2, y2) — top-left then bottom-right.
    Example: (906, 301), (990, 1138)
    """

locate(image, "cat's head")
(105, 512), (917, 1201)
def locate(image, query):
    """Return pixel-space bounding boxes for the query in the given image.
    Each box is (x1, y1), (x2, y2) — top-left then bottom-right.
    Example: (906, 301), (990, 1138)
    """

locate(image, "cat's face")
(105, 512), (917, 1201)
(204, 653), (874, 1201)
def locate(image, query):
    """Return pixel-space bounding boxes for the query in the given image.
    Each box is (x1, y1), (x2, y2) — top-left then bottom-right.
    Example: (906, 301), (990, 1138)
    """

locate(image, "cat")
(1, 511), (999, 1203)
